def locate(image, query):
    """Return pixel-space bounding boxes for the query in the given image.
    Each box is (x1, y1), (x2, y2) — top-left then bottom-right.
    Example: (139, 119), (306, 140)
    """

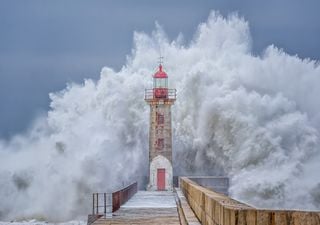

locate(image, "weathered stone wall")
(180, 177), (320, 225)
(149, 103), (173, 163)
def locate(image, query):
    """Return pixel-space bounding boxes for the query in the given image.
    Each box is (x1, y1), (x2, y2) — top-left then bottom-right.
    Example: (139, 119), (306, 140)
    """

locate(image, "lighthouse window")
(157, 138), (164, 150)
(157, 113), (164, 124)
(154, 78), (168, 88)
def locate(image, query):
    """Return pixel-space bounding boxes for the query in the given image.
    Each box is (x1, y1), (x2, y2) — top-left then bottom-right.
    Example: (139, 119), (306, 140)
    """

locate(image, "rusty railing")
(112, 182), (138, 212)
(89, 181), (138, 223)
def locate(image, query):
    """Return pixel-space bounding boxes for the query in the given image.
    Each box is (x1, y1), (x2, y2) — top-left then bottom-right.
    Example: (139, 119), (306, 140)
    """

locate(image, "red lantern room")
(153, 65), (168, 98)
(145, 63), (176, 102)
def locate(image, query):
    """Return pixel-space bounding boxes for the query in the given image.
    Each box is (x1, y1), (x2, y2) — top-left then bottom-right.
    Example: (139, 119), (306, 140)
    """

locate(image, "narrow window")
(157, 138), (164, 150)
(157, 113), (164, 124)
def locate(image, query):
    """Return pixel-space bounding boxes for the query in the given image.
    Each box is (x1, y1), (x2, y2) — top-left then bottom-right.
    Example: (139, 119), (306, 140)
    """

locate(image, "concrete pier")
(88, 177), (320, 225)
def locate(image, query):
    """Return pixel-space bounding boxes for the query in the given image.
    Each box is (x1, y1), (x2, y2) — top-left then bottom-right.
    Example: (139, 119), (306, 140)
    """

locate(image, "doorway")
(157, 168), (165, 190)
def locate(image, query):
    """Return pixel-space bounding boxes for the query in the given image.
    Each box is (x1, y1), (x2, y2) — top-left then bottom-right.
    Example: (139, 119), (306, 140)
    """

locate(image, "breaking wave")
(1, 11), (320, 221)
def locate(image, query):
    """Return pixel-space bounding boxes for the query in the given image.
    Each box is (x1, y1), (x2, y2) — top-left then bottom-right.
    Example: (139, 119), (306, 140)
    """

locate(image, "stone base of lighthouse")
(147, 155), (173, 191)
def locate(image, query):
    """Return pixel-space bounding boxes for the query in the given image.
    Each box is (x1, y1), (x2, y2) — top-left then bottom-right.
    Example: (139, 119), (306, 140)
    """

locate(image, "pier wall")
(180, 177), (320, 225)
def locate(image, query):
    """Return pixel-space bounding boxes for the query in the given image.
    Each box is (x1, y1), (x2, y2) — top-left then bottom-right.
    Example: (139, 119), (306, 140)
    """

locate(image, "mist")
(1, 11), (320, 221)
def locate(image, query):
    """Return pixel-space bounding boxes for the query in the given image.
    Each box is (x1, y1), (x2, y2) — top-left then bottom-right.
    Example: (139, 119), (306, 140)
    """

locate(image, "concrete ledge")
(175, 188), (201, 225)
(180, 177), (320, 225)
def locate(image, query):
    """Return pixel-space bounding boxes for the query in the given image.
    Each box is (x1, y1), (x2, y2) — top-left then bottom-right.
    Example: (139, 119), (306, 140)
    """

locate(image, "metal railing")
(112, 182), (138, 212)
(89, 182), (138, 224)
(92, 192), (112, 216)
(145, 88), (176, 101)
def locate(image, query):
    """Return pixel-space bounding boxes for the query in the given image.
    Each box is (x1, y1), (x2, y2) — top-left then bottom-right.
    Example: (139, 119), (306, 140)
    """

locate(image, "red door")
(157, 168), (165, 191)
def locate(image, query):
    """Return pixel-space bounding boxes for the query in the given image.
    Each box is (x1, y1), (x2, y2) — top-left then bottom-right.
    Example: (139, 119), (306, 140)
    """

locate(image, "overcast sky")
(0, 0), (319, 138)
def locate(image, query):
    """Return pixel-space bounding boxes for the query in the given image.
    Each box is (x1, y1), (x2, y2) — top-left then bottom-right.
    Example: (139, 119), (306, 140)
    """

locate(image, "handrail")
(112, 182), (138, 212)
(89, 182), (138, 220)
(145, 88), (176, 101)
(91, 193), (112, 216)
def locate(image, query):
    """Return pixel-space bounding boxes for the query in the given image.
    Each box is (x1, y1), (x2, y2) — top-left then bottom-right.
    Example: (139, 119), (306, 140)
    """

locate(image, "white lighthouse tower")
(145, 63), (176, 191)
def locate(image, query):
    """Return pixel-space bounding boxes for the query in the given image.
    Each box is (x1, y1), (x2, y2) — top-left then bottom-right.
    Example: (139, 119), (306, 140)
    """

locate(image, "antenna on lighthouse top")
(158, 56), (163, 65)
(158, 55), (164, 71)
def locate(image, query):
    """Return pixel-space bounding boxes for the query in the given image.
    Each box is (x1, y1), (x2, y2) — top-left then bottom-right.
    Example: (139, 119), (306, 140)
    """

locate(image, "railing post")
(104, 193), (106, 216)
(92, 193), (95, 215)
(96, 193), (98, 214)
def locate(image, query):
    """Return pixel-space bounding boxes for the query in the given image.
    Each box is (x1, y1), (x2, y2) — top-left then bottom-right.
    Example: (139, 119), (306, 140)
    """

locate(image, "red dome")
(153, 65), (168, 78)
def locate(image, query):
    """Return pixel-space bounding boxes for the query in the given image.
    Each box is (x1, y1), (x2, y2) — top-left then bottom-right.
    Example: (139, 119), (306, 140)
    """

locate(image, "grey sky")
(0, 0), (319, 138)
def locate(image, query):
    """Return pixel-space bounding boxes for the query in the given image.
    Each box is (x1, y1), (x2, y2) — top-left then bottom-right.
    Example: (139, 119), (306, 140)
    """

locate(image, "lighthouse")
(145, 63), (176, 191)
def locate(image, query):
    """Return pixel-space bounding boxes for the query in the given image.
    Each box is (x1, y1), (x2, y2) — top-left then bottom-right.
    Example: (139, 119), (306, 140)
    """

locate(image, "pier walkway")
(92, 191), (181, 225)
(88, 177), (320, 225)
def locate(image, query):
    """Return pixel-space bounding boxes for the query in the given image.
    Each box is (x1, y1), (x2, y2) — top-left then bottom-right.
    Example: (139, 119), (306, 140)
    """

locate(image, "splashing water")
(1, 11), (320, 221)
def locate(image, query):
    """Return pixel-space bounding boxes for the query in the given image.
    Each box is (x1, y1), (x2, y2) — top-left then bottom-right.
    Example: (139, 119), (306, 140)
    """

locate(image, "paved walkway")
(122, 191), (177, 208)
(92, 191), (181, 225)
